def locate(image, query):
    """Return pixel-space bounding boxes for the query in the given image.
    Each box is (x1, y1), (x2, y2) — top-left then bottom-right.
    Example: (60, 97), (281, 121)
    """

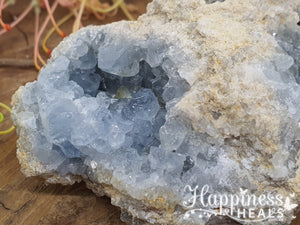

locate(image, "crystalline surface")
(11, 0), (300, 225)
(12, 25), (191, 197)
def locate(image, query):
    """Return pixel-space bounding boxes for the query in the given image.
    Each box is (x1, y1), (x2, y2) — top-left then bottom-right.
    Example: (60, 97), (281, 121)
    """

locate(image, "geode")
(11, 0), (300, 224)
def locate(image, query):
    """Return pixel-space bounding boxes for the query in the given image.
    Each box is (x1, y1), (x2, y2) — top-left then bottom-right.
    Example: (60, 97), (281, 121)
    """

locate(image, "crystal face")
(13, 29), (191, 190)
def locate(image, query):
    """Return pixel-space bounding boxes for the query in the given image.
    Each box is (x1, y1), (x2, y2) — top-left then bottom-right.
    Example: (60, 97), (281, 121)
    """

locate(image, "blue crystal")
(14, 31), (191, 185)
(121, 89), (160, 121)
(70, 70), (101, 97)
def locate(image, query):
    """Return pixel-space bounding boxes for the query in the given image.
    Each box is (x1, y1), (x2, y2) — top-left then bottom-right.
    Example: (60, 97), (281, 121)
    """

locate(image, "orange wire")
(43, 0), (66, 37)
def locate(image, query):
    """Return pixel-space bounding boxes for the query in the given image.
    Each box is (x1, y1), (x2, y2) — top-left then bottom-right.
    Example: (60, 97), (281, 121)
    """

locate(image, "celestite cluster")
(11, 0), (300, 224)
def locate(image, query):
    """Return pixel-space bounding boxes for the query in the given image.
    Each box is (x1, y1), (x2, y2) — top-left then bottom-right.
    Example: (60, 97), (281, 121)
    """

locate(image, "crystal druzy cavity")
(11, 0), (300, 224)
(14, 31), (190, 177)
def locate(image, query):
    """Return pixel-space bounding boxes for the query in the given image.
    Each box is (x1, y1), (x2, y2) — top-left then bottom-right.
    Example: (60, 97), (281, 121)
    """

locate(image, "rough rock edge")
(10, 96), (239, 225)
(49, 174), (242, 225)
(11, 65), (241, 225)
(86, 179), (243, 225)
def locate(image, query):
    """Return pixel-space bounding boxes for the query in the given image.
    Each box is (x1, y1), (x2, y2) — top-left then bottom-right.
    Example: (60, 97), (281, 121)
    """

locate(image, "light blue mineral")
(121, 89), (160, 121)
(13, 31), (191, 185)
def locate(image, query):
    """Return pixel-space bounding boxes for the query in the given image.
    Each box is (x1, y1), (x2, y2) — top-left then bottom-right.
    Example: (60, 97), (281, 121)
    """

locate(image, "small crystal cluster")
(275, 28), (300, 84)
(12, 28), (192, 197)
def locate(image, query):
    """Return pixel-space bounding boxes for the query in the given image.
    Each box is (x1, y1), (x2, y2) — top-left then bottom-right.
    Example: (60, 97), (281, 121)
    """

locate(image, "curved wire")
(0, 110), (3, 123)
(81, 0), (123, 14)
(0, 102), (15, 135)
(117, 0), (134, 21)
(72, 0), (86, 32)
(43, 12), (73, 55)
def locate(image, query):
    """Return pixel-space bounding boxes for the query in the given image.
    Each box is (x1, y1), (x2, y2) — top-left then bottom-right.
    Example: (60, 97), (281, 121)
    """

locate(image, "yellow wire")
(85, 0), (135, 21)
(81, 0), (123, 14)
(43, 1), (135, 53)
(73, 0), (86, 33)
(37, 53), (46, 65)
(0, 102), (15, 135)
(0, 111), (3, 123)
(117, 0), (134, 21)
(43, 12), (73, 54)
